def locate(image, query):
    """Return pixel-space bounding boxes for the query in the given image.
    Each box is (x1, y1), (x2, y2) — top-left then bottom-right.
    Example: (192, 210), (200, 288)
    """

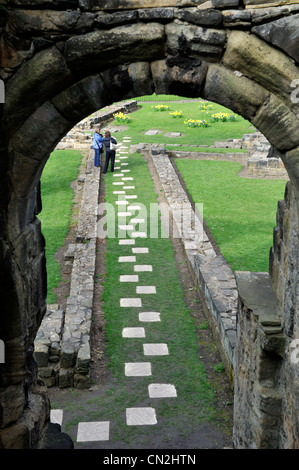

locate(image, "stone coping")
(149, 148), (238, 377)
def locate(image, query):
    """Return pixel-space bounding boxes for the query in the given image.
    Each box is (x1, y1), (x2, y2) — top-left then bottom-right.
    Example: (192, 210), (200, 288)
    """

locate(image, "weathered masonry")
(1, 0), (299, 449)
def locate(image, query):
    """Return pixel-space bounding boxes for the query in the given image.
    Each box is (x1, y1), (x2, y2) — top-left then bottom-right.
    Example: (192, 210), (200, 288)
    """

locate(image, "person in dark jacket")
(92, 128), (103, 167)
(102, 131), (117, 173)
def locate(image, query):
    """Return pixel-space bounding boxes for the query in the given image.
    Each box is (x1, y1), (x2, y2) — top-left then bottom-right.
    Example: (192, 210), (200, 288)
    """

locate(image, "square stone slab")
(134, 265), (152, 272)
(118, 256), (136, 262)
(143, 343), (169, 355)
(131, 218), (145, 223)
(126, 407), (157, 426)
(118, 212), (132, 217)
(118, 225), (134, 231)
(119, 239), (135, 245)
(122, 327), (145, 338)
(125, 362), (152, 376)
(137, 286), (156, 294)
(120, 275), (139, 282)
(77, 421), (110, 442)
(50, 409), (63, 425)
(132, 248), (149, 254)
(139, 312), (161, 322)
(148, 384), (177, 398)
(120, 298), (142, 307)
(131, 232), (147, 238)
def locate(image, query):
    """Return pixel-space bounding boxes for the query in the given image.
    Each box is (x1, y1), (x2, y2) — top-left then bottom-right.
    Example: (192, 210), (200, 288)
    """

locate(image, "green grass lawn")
(39, 149), (83, 303)
(113, 99), (254, 147)
(174, 159), (286, 272)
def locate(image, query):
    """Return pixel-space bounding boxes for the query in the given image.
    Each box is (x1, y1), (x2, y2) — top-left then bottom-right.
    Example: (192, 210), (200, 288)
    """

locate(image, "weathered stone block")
(52, 75), (107, 126)
(138, 7), (174, 21)
(5, 47), (73, 131)
(176, 7), (223, 26)
(166, 23), (226, 62)
(203, 64), (268, 121)
(252, 14), (299, 64)
(95, 10), (137, 27)
(151, 58), (208, 97)
(252, 95), (299, 152)
(34, 344), (48, 367)
(64, 23), (165, 75)
(80, 0), (200, 9)
(8, 10), (96, 35)
(223, 30), (299, 112)
(59, 368), (74, 389)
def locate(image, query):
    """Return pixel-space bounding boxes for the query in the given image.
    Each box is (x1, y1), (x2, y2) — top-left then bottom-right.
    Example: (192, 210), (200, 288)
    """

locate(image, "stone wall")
(34, 147), (101, 389)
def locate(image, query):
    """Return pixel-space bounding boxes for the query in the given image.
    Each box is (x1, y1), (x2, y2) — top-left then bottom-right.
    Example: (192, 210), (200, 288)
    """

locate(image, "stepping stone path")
(51, 136), (178, 444)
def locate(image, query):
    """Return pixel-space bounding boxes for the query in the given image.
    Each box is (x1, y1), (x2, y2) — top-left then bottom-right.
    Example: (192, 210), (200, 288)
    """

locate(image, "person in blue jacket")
(92, 128), (103, 167)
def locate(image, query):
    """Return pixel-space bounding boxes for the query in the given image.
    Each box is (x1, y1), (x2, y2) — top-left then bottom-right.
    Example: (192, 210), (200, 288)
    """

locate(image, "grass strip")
(39, 149), (83, 303)
(174, 159), (286, 272)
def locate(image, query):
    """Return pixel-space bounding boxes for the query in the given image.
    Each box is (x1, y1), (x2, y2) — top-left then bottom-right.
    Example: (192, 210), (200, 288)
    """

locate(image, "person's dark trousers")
(94, 148), (101, 167)
(110, 153), (115, 172)
(103, 151), (115, 173)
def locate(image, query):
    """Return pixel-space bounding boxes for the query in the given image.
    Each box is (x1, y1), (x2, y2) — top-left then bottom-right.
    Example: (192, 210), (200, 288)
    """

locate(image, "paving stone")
(123, 186), (135, 189)
(119, 156), (128, 159)
(122, 177), (134, 181)
(120, 275), (139, 282)
(139, 312), (161, 322)
(143, 343), (169, 355)
(118, 225), (134, 231)
(148, 384), (177, 398)
(77, 421), (110, 442)
(131, 218), (145, 223)
(136, 286), (156, 294)
(113, 191), (125, 194)
(50, 409), (63, 425)
(118, 212), (132, 217)
(122, 327), (145, 338)
(115, 200), (129, 205)
(134, 265), (153, 272)
(119, 239), (135, 245)
(121, 169), (131, 173)
(121, 162), (129, 165)
(125, 362), (152, 376)
(126, 407), (157, 426)
(128, 205), (142, 210)
(131, 232), (147, 238)
(120, 298), (142, 307)
(113, 173), (124, 177)
(132, 248), (149, 254)
(125, 195), (138, 199)
(118, 256), (136, 262)
(113, 182), (124, 185)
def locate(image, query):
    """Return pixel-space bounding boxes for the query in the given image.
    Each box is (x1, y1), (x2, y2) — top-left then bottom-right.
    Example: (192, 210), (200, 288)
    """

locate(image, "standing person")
(103, 131), (118, 174)
(92, 128), (103, 167)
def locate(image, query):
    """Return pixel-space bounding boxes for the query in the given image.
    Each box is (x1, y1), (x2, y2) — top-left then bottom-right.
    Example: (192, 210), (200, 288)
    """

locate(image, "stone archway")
(1, 1), (299, 448)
